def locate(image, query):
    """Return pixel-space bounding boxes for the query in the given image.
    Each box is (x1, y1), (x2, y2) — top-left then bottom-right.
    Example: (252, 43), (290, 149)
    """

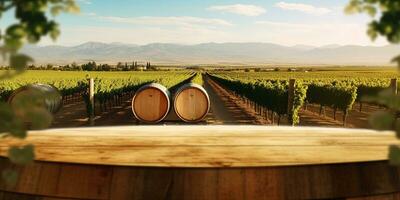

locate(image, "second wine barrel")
(174, 83), (210, 122)
(8, 83), (63, 114)
(132, 83), (171, 123)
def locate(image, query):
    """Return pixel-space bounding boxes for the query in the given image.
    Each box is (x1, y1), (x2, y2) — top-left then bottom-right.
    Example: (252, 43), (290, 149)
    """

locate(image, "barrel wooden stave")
(174, 83), (210, 122)
(132, 83), (171, 123)
(1, 158), (400, 200)
(8, 84), (62, 114)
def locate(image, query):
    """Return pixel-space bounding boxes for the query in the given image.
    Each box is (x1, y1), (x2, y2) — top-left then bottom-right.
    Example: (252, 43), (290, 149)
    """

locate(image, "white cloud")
(208, 4), (266, 16)
(253, 20), (388, 46)
(275, 2), (331, 15)
(82, 12), (96, 16)
(255, 21), (314, 29)
(97, 16), (233, 27)
(77, 0), (92, 5)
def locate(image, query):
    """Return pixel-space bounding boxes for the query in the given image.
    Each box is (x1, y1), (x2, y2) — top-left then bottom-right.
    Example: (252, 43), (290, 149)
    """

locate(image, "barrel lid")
(174, 83), (210, 122)
(132, 83), (171, 123)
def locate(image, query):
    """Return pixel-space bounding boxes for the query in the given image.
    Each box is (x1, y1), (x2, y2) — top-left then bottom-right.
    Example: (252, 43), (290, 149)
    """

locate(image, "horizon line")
(33, 41), (391, 48)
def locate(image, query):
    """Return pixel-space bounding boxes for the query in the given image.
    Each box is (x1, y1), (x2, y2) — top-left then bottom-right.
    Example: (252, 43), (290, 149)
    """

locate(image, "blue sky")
(14, 0), (391, 46)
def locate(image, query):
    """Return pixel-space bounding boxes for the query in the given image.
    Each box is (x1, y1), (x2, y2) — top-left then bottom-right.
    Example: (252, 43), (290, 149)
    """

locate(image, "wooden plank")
(0, 158), (112, 199)
(0, 146), (393, 167)
(0, 191), (76, 200)
(109, 167), (145, 200)
(0, 126), (398, 167)
(110, 167), (175, 200)
(54, 164), (112, 199)
(181, 169), (218, 200)
(1, 160), (400, 200)
(0, 135), (396, 147)
(0, 125), (393, 137)
(348, 192), (400, 200)
(244, 167), (284, 200)
(217, 169), (245, 200)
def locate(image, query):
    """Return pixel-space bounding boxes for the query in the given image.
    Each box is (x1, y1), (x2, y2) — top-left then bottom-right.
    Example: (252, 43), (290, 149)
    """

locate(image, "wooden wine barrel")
(174, 83), (210, 122)
(8, 83), (62, 114)
(132, 83), (171, 123)
(0, 126), (400, 200)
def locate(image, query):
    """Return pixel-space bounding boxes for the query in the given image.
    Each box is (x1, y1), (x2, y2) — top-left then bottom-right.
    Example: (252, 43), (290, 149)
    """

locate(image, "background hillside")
(21, 42), (400, 66)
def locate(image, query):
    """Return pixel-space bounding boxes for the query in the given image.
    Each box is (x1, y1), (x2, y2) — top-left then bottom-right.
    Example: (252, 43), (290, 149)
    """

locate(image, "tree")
(102, 64), (111, 71)
(123, 62), (130, 71)
(82, 61), (96, 71)
(346, 0), (400, 164)
(0, 0), (79, 186)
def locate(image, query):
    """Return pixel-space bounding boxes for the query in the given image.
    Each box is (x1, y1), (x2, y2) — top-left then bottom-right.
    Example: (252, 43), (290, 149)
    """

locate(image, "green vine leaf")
(389, 145), (400, 165)
(8, 145), (35, 165)
(10, 54), (33, 72)
(369, 111), (394, 130)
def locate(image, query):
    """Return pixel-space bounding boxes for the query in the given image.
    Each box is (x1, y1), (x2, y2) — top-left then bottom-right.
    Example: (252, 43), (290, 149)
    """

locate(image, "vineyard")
(0, 69), (399, 128)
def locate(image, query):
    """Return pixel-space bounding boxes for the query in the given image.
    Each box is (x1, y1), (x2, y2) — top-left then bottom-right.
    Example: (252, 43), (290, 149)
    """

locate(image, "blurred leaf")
(5, 24), (25, 38)
(369, 90), (400, 110)
(367, 23), (378, 41)
(392, 55), (400, 67)
(49, 22), (60, 41)
(395, 119), (400, 139)
(0, 102), (26, 138)
(363, 5), (377, 16)
(10, 54), (33, 72)
(0, 0), (81, 185)
(50, 5), (64, 16)
(8, 145), (35, 165)
(369, 111), (394, 130)
(2, 169), (18, 188)
(65, 0), (80, 13)
(389, 145), (400, 165)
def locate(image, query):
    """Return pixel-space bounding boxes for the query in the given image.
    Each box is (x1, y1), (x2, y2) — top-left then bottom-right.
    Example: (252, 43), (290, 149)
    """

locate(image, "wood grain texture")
(174, 86), (210, 122)
(0, 126), (397, 167)
(0, 158), (400, 200)
(132, 87), (169, 123)
(1, 126), (400, 199)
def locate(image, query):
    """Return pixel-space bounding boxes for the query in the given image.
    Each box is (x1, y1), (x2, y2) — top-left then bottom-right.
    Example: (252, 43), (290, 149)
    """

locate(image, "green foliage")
(389, 145), (400, 165)
(369, 110), (394, 130)
(346, 0), (400, 44)
(307, 83), (357, 113)
(211, 71), (396, 125)
(191, 73), (204, 85)
(366, 89), (400, 164)
(8, 145), (35, 165)
(290, 82), (308, 125)
(0, 0), (79, 186)
(0, 102), (25, 138)
(347, 0), (400, 164)
(209, 73), (308, 125)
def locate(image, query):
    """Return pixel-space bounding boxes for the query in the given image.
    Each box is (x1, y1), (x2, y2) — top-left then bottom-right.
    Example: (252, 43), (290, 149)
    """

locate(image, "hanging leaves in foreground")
(8, 145), (35, 165)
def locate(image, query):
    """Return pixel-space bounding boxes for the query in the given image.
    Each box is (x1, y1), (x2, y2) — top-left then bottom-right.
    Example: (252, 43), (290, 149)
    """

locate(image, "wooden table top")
(0, 126), (397, 167)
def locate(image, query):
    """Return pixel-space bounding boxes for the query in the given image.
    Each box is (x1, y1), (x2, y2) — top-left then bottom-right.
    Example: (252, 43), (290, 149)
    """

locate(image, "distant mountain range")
(20, 42), (400, 66)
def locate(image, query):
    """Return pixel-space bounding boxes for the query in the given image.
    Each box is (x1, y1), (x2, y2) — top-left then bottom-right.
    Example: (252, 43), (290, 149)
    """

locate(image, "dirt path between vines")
(204, 77), (269, 125)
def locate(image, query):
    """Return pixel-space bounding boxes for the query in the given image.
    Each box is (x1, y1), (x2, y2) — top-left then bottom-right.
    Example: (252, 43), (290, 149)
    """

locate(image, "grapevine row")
(208, 73), (307, 125)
